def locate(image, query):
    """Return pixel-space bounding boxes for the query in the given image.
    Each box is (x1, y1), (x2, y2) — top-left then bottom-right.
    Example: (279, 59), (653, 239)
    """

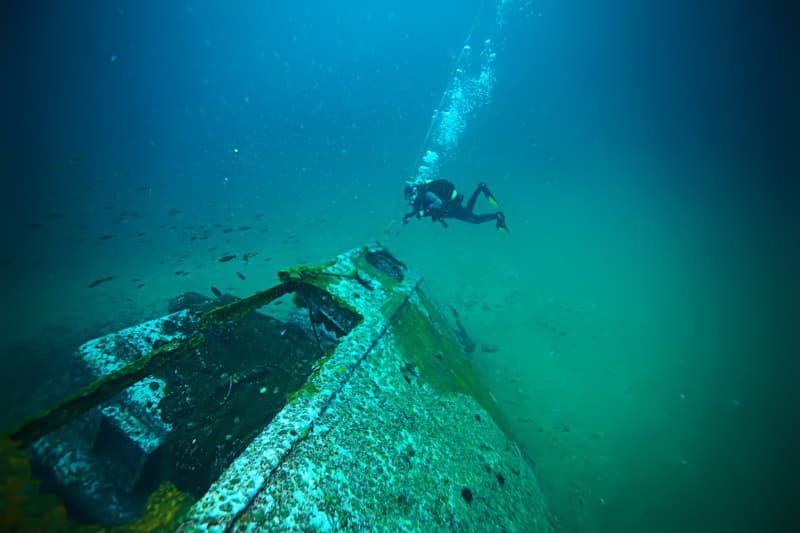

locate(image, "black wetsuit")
(403, 179), (506, 229)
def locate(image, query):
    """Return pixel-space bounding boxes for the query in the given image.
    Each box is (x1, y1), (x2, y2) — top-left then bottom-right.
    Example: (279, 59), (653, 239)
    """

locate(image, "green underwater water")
(1, 1), (788, 529)
(1, 150), (784, 532)
(389, 152), (783, 532)
(0, 144), (784, 532)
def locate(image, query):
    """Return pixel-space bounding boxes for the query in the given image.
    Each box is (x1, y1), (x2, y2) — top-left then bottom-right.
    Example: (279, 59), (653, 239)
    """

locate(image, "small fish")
(168, 208), (182, 216)
(136, 283), (146, 288)
(131, 277), (141, 282)
(218, 255), (236, 262)
(222, 228), (234, 234)
(236, 272), (246, 280)
(175, 270), (185, 275)
(88, 276), (114, 288)
(98, 234), (116, 240)
(242, 251), (259, 261)
(210, 286), (223, 298)
(238, 226), (251, 231)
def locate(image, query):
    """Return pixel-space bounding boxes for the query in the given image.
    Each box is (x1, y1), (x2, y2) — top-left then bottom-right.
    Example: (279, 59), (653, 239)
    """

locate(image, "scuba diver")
(402, 179), (509, 231)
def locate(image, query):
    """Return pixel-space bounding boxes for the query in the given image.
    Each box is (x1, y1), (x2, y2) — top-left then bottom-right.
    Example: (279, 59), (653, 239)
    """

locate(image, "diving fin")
(483, 185), (500, 207)
(496, 211), (509, 232)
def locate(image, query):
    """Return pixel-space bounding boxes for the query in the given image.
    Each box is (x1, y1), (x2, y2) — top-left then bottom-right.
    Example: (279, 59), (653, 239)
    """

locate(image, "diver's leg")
(465, 184), (485, 212)
(466, 182), (500, 212)
(458, 212), (499, 225)
(456, 210), (509, 231)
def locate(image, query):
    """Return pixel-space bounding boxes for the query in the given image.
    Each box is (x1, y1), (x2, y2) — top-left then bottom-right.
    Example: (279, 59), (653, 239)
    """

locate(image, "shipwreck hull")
(7, 245), (555, 532)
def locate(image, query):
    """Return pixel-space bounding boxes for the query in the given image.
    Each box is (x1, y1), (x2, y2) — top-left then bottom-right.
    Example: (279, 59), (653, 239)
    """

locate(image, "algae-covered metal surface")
(3, 244), (555, 532)
(179, 246), (554, 532)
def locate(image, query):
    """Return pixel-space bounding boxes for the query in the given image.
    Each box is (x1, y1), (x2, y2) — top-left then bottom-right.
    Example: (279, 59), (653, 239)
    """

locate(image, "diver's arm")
(403, 192), (436, 225)
(425, 191), (443, 211)
(422, 191), (450, 227)
(402, 191), (448, 227)
(425, 192), (449, 227)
